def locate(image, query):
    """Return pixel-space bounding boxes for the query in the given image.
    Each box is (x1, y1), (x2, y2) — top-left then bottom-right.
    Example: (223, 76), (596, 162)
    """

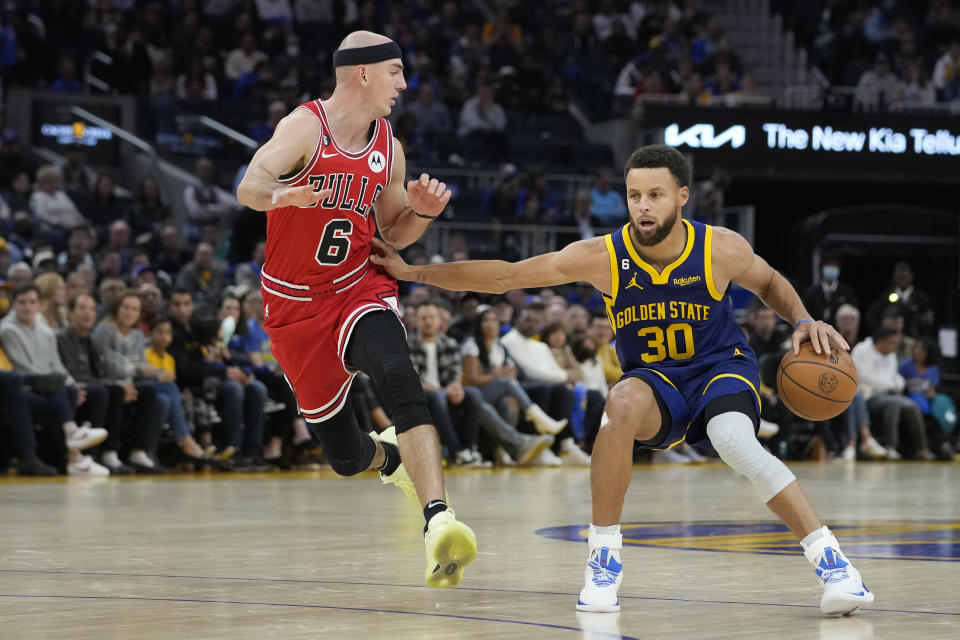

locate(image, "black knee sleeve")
(310, 404), (377, 476)
(346, 311), (433, 434)
(704, 390), (760, 430)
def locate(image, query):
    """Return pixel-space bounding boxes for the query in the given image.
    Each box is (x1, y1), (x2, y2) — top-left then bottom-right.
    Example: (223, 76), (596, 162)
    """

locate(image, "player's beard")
(630, 205), (680, 247)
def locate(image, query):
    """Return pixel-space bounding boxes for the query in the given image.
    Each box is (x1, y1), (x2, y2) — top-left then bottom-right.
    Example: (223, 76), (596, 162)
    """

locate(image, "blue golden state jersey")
(603, 219), (755, 380)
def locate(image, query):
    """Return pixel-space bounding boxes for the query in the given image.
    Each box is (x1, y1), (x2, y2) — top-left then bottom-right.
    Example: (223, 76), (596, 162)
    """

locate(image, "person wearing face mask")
(802, 257), (858, 325)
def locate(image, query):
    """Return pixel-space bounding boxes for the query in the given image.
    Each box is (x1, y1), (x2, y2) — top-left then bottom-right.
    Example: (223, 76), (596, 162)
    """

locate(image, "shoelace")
(588, 555), (620, 586)
(821, 567), (851, 585)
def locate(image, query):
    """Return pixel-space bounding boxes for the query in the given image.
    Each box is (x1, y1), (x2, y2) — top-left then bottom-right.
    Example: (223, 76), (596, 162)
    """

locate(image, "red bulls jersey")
(262, 99), (394, 298)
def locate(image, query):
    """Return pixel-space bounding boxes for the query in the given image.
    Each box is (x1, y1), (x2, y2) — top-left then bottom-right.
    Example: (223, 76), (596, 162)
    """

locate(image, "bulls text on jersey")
(304, 173), (384, 217)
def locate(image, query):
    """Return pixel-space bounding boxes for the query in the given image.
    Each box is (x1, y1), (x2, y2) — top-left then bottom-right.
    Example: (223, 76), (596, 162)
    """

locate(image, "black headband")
(333, 42), (402, 67)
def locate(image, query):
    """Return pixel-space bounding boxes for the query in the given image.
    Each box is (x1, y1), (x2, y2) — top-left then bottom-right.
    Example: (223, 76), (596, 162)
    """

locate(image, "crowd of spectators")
(776, 0), (960, 111)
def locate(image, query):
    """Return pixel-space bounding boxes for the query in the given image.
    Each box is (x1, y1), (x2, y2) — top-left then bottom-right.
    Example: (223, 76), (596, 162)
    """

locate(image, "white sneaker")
(758, 419), (780, 439)
(532, 448), (563, 466)
(65, 422), (108, 451)
(652, 449), (691, 464)
(494, 447), (516, 466)
(859, 437), (886, 459)
(524, 404), (568, 435)
(264, 399), (286, 414)
(424, 509), (477, 588)
(128, 449), (155, 469)
(885, 446), (902, 460)
(577, 524), (623, 612)
(841, 445), (856, 462)
(559, 438), (591, 465)
(802, 527), (875, 615)
(67, 455), (110, 477)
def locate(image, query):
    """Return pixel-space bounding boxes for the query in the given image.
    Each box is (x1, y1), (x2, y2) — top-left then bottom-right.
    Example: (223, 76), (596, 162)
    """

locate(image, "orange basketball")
(777, 341), (858, 421)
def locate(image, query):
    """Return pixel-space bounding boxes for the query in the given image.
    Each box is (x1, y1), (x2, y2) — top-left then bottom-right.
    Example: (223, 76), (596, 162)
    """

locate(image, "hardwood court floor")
(1, 461), (958, 639)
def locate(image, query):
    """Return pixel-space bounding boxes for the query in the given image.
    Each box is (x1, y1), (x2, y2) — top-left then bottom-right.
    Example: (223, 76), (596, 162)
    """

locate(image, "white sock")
(593, 524), (620, 535)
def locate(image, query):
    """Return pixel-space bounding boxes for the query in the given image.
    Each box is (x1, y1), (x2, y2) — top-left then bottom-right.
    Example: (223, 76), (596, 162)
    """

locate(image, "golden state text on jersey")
(603, 219), (756, 379)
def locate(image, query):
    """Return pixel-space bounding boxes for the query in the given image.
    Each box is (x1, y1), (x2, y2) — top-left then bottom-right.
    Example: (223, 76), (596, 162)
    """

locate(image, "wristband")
(414, 212), (438, 220)
(794, 318), (812, 329)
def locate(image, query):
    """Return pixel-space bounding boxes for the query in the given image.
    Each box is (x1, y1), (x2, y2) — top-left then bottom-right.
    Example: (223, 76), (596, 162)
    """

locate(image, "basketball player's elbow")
(379, 227), (412, 250)
(235, 184), (262, 211)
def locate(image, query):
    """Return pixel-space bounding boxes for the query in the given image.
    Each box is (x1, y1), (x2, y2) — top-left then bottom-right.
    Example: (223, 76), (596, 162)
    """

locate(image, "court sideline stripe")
(0, 594), (637, 639)
(1, 569), (958, 617)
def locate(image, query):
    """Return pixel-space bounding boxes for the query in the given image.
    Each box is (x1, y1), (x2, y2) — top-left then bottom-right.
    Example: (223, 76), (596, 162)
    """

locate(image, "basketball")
(777, 342), (858, 421)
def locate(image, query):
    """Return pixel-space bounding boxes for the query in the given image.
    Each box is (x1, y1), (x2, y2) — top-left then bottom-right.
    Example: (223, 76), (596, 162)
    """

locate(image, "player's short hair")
(624, 144), (691, 187)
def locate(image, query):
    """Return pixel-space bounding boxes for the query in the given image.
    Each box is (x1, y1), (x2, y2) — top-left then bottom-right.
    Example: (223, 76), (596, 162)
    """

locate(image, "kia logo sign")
(665, 123), (746, 149)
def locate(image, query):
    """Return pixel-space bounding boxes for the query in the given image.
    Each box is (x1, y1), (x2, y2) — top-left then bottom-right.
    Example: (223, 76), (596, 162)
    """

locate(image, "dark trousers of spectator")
(521, 381), (575, 449)
(99, 381), (166, 453)
(18, 386), (76, 471)
(74, 378), (108, 438)
(867, 394), (929, 455)
(423, 388), (482, 455)
(218, 378), (268, 458)
(584, 389), (605, 451)
(256, 371), (301, 444)
(1, 372), (64, 462)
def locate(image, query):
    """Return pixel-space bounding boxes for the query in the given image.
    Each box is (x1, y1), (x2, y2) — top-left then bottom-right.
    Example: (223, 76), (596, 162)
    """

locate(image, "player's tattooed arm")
(373, 139), (450, 249)
(371, 236), (612, 295)
(237, 111), (327, 211)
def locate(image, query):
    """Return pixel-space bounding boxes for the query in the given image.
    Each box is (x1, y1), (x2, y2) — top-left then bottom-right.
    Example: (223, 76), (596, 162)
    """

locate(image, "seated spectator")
(176, 58), (218, 101)
(1, 284), (110, 475)
(879, 304), (915, 363)
(834, 304), (862, 352)
(746, 299), (787, 359)
(588, 169), (627, 226)
(49, 54), (83, 93)
(448, 293), (481, 343)
(29, 165), (86, 237)
(57, 226), (96, 276)
(32, 249), (58, 276)
(233, 239), (265, 290)
(854, 53), (900, 110)
(588, 313), (621, 385)
(175, 242), (229, 308)
(34, 272), (68, 331)
(405, 84), (453, 136)
(168, 288), (268, 468)
(458, 307), (556, 465)
(88, 173), (133, 231)
(897, 60), (936, 106)
(155, 224), (192, 275)
(58, 293), (153, 474)
(132, 176), (170, 234)
(933, 40), (960, 102)
(457, 84), (508, 162)
(408, 301), (486, 466)
(0, 355), (58, 475)
(851, 327), (935, 461)
(224, 33), (268, 81)
(501, 304), (589, 465)
(91, 291), (179, 471)
(144, 317), (210, 463)
(802, 256), (858, 325)
(183, 157), (233, 242)
(234, 289), (319, 467)
(899, 337), (957, 460)
(60, 145), (96, 199)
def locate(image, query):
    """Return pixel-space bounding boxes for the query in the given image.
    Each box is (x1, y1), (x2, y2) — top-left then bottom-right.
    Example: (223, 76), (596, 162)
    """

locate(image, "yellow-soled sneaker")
(424, 509), (477, 588)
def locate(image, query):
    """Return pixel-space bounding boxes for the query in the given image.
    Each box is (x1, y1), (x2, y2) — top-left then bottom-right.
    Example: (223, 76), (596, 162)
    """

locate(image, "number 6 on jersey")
(316, 219), (353, 266)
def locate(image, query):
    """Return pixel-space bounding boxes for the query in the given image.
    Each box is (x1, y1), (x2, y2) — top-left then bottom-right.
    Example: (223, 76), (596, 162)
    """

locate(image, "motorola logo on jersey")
(368, 150), (386, 173)
(665, 123), (747, 149)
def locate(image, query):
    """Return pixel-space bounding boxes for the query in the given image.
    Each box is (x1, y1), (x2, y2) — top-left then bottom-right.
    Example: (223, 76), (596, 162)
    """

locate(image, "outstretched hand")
(370, 237), (411, 280)
(406, 173), (451, 218)
(792, 319), (850, 355)
(271, 185), (334, 209)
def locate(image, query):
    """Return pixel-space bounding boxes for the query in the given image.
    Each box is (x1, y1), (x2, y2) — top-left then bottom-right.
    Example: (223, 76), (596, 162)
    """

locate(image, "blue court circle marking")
(535, 520), (960, 562)
(0, 593), (636, 639)
(1, 568), (958, 617)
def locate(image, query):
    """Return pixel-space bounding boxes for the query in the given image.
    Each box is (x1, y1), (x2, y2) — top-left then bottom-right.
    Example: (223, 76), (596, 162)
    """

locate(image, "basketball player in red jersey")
(236, 31), (476, 588)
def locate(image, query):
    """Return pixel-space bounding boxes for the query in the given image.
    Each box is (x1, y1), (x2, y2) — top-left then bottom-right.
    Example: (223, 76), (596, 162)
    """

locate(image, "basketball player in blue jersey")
(371, 145), (875, 616)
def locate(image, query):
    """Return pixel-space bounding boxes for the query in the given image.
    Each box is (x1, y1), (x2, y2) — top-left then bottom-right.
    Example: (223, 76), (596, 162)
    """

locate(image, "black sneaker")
(17, 456), (57, 476)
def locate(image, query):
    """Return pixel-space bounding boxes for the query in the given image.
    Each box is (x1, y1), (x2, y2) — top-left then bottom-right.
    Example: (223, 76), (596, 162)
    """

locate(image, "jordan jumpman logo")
(625, 273), (643, 291)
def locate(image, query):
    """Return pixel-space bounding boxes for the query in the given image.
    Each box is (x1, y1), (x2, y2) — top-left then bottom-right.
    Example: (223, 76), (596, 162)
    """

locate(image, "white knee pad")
(706, 412), (796, 503)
